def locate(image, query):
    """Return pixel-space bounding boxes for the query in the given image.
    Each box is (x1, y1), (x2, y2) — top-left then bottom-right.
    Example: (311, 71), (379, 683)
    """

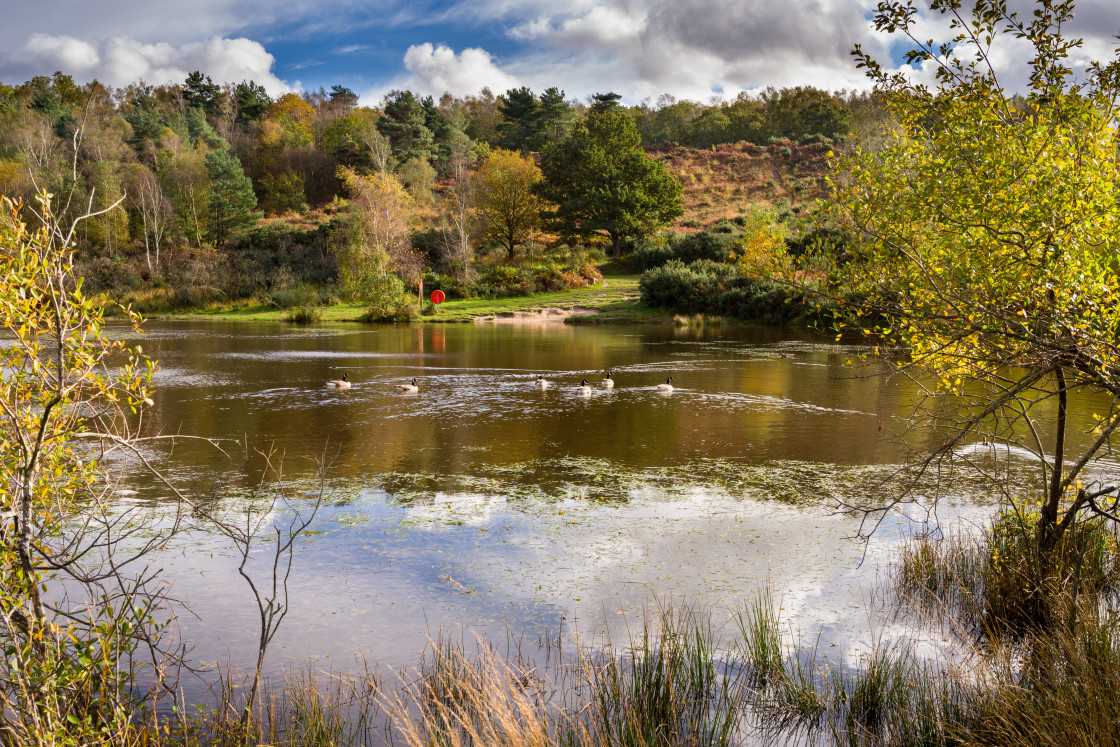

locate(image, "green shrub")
(672, 232), (735, 263)
(171, 284), (222, 308)
(359, 296), (418, 322)
(639, 259), (738, 311)
(470, 261), (599, 298)
(797, 133), (833, 145)
(283, 304), (323, 323)
(640, 260), (806, 324)
(270, 282), (319, 309)
(421, 270), (473, 300)
(716, 281), (794, 324)
(626, 240), (676, 272)
(786, 225), (856, 263)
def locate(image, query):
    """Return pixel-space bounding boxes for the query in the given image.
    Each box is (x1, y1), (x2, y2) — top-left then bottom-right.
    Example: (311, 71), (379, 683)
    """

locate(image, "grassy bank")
(137, 275), (673, 325)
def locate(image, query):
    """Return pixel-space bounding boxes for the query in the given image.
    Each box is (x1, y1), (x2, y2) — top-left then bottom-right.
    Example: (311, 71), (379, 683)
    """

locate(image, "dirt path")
(770, 153), (794, 207)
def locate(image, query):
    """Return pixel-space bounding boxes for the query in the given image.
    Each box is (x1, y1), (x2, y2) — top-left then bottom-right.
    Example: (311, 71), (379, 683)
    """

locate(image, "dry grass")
(650, 142), (832, 232)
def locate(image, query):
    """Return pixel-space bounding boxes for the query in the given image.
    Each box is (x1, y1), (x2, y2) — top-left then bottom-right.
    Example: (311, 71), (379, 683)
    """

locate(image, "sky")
(1, 0), (1117, 105)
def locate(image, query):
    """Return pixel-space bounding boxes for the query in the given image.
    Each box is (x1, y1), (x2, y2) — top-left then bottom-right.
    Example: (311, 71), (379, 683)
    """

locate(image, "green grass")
(147, 275), (671, 325)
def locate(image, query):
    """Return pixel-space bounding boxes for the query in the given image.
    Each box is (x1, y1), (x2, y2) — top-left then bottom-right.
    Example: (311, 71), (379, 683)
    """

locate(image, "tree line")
(0, 71), (873, 309)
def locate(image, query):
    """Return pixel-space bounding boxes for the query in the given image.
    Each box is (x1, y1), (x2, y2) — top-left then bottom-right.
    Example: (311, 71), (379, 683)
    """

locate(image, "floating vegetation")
(368, 454), (1045, 512)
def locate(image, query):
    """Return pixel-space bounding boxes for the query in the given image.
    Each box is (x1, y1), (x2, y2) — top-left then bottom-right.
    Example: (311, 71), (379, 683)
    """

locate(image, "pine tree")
(497, 87), (539, 153)
(205, 147), (257, 247)
(537, 109), (682, 257)
(378, 91), (435, 165)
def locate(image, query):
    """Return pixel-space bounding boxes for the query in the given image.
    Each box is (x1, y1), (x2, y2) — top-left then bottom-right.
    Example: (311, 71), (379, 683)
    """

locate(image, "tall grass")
(379, 604), (747, 746)
(157, 657), (383, 747)
(895, 509), (1120, 639)
(42, 509), (1120, 746)
(579, 605), (742, 746)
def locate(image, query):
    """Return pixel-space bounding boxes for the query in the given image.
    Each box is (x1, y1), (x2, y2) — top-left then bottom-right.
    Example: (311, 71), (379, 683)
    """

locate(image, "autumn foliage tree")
(0, 194), (179, 744)
(337, 166), (419, 319)
(474, 148), (544, 259)
(831, 0), (1120, 567)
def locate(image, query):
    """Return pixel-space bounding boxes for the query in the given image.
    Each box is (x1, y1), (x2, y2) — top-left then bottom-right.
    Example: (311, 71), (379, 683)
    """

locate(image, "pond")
(116, 320), (1095, 698)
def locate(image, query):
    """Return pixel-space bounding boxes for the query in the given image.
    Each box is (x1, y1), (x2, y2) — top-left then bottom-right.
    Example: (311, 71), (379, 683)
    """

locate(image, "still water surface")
(120, 321), (1081, 689)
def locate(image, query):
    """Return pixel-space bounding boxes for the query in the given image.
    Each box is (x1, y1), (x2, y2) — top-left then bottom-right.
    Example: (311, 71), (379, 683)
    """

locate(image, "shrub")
(797, 133), (833, 145)
(672, 232), (735, 263)
(359, 296), (418, 322)
(639, 259), (738, 312)
(171, 284), (223, 308)
(283, 304), (323, 323)
(421, 270), (473, 299)
(627, 239), (676, 272)
(786, 226), (856, 262)
(409, 228), (445, 267)
(716, 281), (794, 324)
(640, 259), (809, 324)
(575, 263), (603, 285)
(270, 282), (319, 309)
(469, 260), (599, 298)
(533, 266), (568, 292)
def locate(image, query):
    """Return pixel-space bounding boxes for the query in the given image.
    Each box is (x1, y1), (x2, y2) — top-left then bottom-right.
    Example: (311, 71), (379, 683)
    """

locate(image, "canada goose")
(396, 378), (419, 392)
(602, 371), (615, 388)
(657, 376), (675, 392)
(326, 373), (351, 390)
(578, 379), (593, 396)
(537, 375), (549, 389)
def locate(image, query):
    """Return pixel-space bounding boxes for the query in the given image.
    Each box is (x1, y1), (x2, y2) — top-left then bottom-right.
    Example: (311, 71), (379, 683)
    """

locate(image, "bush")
(640, 260), (809, 324)
(716, 280), (794, 324)
(421, 270), (473, 300)
(469, 260), (600, 298)
(627, 239), (676, 272)
(786, 226), (856, 262)
(410, 229), (445, 267)
(283, 304), (323, 323)
(270, 282), (319, 309)
(623, 232), (734, 272)
(476, 265), (531, 297)
(171, 284), (223, 308)
(672, 232), (735, 263)
(639, 259), (738, 311)
(359, 296), (418, 322)
(797, 133), (833, 145)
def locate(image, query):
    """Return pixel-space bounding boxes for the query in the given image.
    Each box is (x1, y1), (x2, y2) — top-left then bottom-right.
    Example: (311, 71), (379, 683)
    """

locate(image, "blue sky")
(2, 0), (1117, 105)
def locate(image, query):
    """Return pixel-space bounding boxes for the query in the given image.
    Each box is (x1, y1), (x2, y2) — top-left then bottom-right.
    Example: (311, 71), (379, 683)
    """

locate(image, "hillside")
(651, 140), (834, 231)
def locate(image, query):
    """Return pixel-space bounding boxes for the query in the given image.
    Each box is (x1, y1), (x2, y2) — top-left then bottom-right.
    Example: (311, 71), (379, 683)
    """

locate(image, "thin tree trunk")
(1040, 365), (1068, 553)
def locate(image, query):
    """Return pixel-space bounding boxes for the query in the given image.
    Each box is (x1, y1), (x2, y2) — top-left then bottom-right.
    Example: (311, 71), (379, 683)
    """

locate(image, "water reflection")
(112, 321), (1098, 700)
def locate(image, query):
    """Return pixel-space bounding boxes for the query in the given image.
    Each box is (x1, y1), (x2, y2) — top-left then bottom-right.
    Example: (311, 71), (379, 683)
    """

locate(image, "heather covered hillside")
(654, 140), (831, 231)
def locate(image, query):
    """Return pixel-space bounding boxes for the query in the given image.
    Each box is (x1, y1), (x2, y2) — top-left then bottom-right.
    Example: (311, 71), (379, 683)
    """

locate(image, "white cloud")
(367, 42), (521, 100)
(496, 0), (886, 100)
(23, 33), (101, 75)
(3, 34), (294, 95)
(471, 0), (1120, 102)
(2, 0), (1117, 106)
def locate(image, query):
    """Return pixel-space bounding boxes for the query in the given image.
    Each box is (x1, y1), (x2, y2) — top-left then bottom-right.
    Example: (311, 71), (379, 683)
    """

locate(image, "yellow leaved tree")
(0, 193), (176, 745)
(831, 0), (1120, 567)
